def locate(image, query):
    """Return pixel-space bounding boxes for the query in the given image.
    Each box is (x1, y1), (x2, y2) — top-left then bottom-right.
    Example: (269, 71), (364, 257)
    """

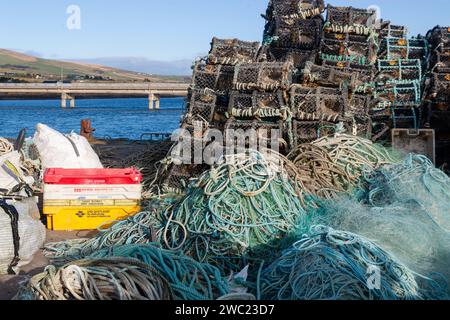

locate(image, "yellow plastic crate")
(43, 199), (140, 231)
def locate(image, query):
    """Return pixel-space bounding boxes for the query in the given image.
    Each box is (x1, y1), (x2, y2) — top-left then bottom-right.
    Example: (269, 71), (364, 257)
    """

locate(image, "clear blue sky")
(1, 0), (448, 61)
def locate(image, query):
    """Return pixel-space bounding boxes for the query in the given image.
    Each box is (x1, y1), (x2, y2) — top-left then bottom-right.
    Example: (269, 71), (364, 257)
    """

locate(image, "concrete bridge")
(0, 82), (189, 109)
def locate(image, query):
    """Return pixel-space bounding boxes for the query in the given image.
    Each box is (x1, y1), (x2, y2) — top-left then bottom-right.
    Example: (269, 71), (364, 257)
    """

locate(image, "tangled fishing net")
(363, 154), (450, 233)
(287, 134), (399, 202)
(297, 197), (450, 283)
(259, 225), (447, 300)
(16, 257), (173, 300)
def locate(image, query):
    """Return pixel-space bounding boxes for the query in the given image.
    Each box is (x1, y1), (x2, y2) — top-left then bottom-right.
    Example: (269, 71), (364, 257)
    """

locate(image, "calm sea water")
(0, 97), (185, 140)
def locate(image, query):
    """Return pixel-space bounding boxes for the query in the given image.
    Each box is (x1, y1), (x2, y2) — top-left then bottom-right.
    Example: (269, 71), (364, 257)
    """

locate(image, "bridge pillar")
(148, 93), (155, 110)
(61, 93), (67, 108)
(155, 95), (160, 109)
(69, 96), (75, 108)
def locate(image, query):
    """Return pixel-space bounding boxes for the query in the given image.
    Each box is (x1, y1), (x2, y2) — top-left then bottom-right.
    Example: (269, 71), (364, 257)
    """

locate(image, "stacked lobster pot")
(227, 61), (293, 153)
(287, 5), (379, 146)
(425, 26), (450, 167)
(261, 0), (325, 75)
(374, 21), (429, 131)
(163, 38), (260, 191)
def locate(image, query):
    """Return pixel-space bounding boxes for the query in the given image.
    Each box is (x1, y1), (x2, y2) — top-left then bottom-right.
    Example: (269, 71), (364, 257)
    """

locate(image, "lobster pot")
(379, 22), (408, 40)
(192, 63), (235, 91)
(320, 38), (378, 64)
(290, 85), (346, 122)
(346, 114), (372, 138)
(291, 120), (339, 146)
(233, 62), (293, 91)
(302, 61), (359, 88)
(426, 26), (450, 49)
(431, 52), (450, 73)
(321, 59), (375, 83)
(270, 17), (323, 50)
(375, 82), (422, 107)
(431, 73), (450, 103)
(266, 0), (325, 21)
(347, 94), (371, 116)
(322, 31), (370, 43)
(228, 90), (287, 120)
(376, 59), (423, 82)
(266, 47), (317, 69)
(326, 5), (377, 29)
(207, 38), (260, 66)
(320, 52), (374, 69)
(185, 89), (217, 124)
(382, 38), (429, 60)
(224, 119), (284, 151)
(163, 164), (209, 192)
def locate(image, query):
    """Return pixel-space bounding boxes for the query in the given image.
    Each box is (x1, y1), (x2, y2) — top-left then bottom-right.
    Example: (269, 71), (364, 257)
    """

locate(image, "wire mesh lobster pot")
(224, 119), (284, 151)
(228, 90), (287, 120)
(163, 164), (209, 192)
(291, 120), (339, 146)
(320, 38), (378, 64)
(302, 61), (359, 87)
(207, 37), (260, 66)
(322, 30), (369, 43)
(342, 115), (372, 138)
(321, 58), (375, 82)
(346, 94), (371, 116)
(266, 47), (317, 68)
(185, 89), (217, 124)
(379, 22), (408, 40)
(376, 59), (423, 82)
(426, 26), (450, 49)
(431, 52), (450, 73)
(266, 0), (325, 20)
(375, 82), (422, 108)
(431, 72), (450, 103)
(320, 52), (375, 68)
(290, 85), (346, 122)
(326, 5), (377, 29)
(192, 63), (235, 92)
(270, 17), (323, 50)
(383, 38), (429, 60)
(233, 62), (293, 91)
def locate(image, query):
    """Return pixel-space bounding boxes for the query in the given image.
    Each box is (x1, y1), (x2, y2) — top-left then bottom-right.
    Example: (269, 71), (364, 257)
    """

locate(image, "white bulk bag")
(33, 124), (103, 170)
(0, 151), (34, 197)
(0, 199), (46, 274)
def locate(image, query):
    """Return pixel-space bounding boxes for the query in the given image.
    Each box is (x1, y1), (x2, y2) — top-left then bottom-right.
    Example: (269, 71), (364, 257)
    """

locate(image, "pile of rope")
(43, 198), (175, 261)
(15, 257), (173, 300)
(0, 137), (13, 156)
(158, 150), (306, 261)
(363, 154), (450, 233)
(87, 244), (231, 300)
(43, 243), (231, 300)
(287, 134), (399, 202)
(259, 225), (446, 300)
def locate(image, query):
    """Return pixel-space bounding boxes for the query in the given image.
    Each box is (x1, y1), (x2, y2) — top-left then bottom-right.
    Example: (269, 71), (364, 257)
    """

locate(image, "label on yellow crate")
(43, 204), (141, 231)
(44, 199), (139, 207)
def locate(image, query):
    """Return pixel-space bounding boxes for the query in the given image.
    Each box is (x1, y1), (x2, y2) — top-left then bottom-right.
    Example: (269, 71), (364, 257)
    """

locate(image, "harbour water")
(0, 97), (185, 140)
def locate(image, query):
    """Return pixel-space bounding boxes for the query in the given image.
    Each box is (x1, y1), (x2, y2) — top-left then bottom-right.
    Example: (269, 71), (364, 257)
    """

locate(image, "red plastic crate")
(44, 168), (142, 185)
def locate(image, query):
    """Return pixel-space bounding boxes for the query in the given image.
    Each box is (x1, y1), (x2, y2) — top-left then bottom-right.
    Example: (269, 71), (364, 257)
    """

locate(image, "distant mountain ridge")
(71, 57), (194, 76)
(0, 49), (190, 82)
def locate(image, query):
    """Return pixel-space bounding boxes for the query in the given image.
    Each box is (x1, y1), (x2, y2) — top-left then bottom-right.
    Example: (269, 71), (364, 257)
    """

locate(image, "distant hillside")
(0, 49), (190, 83)
(73, 57), (194, 76)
